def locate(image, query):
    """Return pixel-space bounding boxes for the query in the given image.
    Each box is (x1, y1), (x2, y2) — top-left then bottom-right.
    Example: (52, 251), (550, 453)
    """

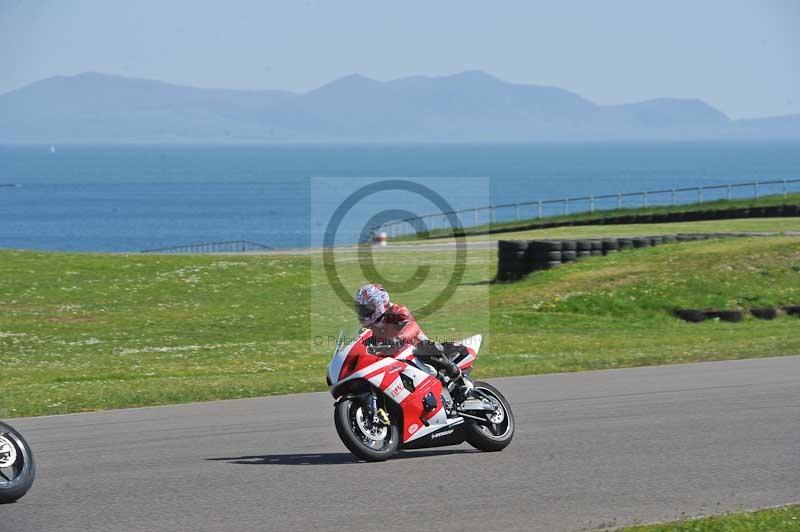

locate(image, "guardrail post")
(698, 187), (704, 204)
(564, 197), (569, 215)
(589, 195), (595, 213)
(671, 188), (676, 206)
(643, 192), (648, 208)
(616, 193), (622, 209)
(491, 205), (496, 225)
(473, 209), (478, 227)
(515, 203), (520, 221)
(537, 201), (543, 219)
(784, 179), (788, 199)
(726, 184), (732, 201)
(754, 180), (760, 199)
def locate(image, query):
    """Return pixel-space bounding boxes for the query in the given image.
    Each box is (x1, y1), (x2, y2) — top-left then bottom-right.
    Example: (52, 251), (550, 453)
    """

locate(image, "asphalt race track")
(4, 356), (799, 532)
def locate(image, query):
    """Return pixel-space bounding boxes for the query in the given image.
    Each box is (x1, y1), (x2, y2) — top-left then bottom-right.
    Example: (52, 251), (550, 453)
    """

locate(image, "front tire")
(464, 382), (514, 452)
(0, 421), (36, 504)
(334, 398), (399, 462)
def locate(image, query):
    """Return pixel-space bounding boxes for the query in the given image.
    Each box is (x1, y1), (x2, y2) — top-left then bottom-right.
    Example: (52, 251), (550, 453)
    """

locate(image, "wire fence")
(141, 240), (273, 253)
(376, 178), (800, 238)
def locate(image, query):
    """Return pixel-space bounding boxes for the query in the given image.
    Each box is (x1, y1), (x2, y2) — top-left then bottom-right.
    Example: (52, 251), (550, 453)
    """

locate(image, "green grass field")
(463, 216), (800, 242)
(619, 505), (800, 531)
(1, 229), (799, 417)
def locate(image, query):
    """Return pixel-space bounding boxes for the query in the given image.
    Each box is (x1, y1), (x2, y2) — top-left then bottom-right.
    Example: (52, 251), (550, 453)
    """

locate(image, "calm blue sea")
(1, 142), (798, 251)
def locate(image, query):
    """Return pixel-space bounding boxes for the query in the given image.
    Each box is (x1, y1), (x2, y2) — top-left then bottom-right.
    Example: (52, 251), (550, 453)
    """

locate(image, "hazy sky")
(1, 0), (798, 119)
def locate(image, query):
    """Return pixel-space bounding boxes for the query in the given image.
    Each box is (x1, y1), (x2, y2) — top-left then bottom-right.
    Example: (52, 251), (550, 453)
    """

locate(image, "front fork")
(363, 390), (390, 427)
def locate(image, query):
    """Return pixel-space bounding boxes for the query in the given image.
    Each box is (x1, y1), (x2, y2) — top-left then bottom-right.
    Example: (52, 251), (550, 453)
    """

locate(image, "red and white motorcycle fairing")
(328, 328), (511, 460)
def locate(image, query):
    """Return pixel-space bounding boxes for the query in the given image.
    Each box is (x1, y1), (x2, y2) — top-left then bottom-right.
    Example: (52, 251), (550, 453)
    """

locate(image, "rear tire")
(464, 382), (514, 452)
(334, 398), (399, 462)
(0, 422), (35, 504)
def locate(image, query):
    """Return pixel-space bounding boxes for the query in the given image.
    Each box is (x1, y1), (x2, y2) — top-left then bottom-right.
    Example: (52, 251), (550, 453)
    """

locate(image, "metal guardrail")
(141, 240), (273, 253)
(376, 178), (800, 238)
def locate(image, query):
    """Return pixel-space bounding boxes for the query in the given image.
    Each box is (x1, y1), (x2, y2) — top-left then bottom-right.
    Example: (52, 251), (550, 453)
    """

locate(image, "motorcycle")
(326, 328), (514, 461)
(0, 421), (35, 503)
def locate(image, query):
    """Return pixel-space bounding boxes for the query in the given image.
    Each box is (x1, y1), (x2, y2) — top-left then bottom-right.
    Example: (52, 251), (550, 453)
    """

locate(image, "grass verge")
(618, 504), (800, 531)
(463, 216), (800, 242)
(1, 233), (799, 417)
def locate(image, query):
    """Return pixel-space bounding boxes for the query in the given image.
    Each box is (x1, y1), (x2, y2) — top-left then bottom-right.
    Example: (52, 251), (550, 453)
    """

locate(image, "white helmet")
(354, 284), (390, 325)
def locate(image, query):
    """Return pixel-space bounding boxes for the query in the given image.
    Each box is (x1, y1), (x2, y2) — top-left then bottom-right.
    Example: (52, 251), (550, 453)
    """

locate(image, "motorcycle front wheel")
(334, 398), (399, 462)
(464, 382), (515, 452)
(0, 421), (36, 504)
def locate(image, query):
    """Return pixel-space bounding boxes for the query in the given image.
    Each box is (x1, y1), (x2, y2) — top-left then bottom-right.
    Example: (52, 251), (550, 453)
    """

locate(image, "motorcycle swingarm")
(455, 396), (496, 425)
(458, 398), (494, 412)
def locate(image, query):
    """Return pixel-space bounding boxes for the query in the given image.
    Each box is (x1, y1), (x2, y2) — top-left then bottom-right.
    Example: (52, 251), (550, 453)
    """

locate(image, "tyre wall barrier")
(674, 306), (800, 323)
(496, 231), (779, 282)
(674, 309), (744, 322)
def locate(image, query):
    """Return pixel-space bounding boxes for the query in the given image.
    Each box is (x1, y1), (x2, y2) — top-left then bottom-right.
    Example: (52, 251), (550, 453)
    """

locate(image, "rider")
(353, 283), (470, 392)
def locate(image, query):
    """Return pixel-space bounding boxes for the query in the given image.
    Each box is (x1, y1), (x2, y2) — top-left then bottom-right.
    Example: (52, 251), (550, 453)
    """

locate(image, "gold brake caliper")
(377, 408), (390, 426)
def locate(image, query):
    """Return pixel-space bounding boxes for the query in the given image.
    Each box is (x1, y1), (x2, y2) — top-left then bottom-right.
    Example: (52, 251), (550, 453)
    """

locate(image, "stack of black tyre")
(527, 240), (565, 272)
(496, 232), (756, 282)
(496, 240), (532, 282)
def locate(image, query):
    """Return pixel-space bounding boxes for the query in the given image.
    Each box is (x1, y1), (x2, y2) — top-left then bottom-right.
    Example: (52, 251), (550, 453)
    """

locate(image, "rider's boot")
(445, 363), (473, 400)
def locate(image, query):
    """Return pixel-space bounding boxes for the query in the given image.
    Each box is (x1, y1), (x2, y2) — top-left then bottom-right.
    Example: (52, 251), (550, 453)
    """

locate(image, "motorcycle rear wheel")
(334, 398), (399, 462)
(464, 382), (514, 452)
(0, 421), (36, 504)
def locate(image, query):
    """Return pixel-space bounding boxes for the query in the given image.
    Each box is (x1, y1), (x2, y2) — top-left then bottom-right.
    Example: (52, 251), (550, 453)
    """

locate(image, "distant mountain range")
(1, 70), (798, 142)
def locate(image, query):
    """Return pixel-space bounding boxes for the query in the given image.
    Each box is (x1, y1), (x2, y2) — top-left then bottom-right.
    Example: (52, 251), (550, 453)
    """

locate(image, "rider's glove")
(390, 337), (406, 349)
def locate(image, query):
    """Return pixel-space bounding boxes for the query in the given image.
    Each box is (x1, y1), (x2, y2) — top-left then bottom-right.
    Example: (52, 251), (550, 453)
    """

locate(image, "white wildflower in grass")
(115, 342), (257, 355)
(0, 331), (28, 337)
(66, 337), (102, 346)
(211, 261), (247, 269)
